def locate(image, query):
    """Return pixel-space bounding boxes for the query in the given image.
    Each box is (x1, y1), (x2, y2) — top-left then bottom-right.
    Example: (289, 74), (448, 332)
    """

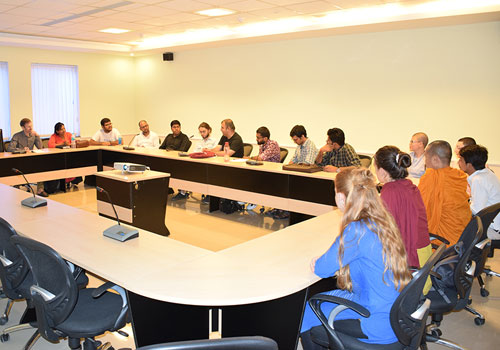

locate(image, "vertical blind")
(0, 62), (10, 138)
(31, 63), (80, 136)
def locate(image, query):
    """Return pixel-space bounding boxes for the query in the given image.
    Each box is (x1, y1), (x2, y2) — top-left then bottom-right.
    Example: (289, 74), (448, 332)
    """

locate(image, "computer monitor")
(0, 129), (4, 152)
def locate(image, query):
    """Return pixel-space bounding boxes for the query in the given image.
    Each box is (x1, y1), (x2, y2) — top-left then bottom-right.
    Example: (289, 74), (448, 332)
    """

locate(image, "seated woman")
(301, 168), (411, 349)
(47, 122), (82, 191)
(374, 146), (432, 270)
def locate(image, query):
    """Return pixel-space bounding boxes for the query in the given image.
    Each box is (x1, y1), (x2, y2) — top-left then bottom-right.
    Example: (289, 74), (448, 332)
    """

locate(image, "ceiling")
(1, 0), (500, 54)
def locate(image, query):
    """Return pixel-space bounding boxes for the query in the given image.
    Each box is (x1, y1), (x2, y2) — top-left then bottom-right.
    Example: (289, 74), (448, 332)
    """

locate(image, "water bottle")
(224, 142), (230, 162)
(71, 135), (76, 148)
(118, 136), (122, 145)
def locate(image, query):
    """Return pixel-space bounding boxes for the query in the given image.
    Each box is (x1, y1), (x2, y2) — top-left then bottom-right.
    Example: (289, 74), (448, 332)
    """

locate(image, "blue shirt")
(315, 221), (400, 344)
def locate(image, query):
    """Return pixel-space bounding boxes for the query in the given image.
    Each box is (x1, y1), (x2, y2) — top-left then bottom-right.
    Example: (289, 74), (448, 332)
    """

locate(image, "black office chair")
(10, 235), (128, 350)
(137, 336), (278, 350)
(307, 244), (446, 350)
(279, 148), (288, 164)
(181, 140), (192, 152)
(0, 217), (40, 347)
(474, 202), (500, 297)
(423, 217), (484, 349)
(243, 143), (253, 157)
(358, 155), (372, 168)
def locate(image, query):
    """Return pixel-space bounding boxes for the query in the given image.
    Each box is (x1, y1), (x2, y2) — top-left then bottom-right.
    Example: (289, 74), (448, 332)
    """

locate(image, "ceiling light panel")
(196, 8), (235, 16)
(99, 28), (130, 33)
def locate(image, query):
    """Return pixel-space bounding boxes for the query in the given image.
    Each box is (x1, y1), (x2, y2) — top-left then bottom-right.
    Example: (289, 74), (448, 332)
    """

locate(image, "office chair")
(181, 140), (192, 153)
(307, 244), (446, 350)
(243, 143), (253, 157)
(0, 129), (4, 152)
(423, 217), (484, 349)
(136, 336), (278, 350)
(473, 202), (500, 297)
(11, 235), (128, 350)
(358, 154), (372, 169)
(279, 148), (288, 163)
(0, 217), (40, 348)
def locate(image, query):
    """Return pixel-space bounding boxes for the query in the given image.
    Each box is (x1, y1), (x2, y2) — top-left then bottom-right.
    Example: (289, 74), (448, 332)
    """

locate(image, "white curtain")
(0, 62), (11, 139)
(31, 63), (80, 136)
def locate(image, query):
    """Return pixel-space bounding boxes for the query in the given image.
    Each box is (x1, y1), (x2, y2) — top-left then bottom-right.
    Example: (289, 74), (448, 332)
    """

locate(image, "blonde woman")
(300, 168), (411, 349)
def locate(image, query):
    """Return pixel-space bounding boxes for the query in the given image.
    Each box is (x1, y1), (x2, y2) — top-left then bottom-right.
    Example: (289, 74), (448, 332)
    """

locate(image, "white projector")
(114, 162), (149, 173)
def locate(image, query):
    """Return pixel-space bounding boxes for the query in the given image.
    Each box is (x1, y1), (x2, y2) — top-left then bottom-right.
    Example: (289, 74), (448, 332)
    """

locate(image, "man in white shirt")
(408, 132), (428, 178)
(459, 144), (500, 239)
(133, 120), (160, 148)
(90, 118), (121, 146)
(193, 122), (217, 152)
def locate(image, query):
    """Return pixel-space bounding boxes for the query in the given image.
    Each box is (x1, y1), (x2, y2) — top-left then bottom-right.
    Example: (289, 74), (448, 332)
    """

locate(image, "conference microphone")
(96, 186), (139, 242)
(12, 168), (47, 208)
(123, 134), (138, 151)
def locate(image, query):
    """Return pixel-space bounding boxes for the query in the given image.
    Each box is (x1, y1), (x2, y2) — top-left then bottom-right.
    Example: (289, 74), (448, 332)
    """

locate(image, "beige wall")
(0, 46), (136, 138)
(1, 21), (499, 162)
(135, 21), (500, 163)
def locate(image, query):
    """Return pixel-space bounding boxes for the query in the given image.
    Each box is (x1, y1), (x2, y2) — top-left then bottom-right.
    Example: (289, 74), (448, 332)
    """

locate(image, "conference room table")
(0, 145), (337, 224)
(0, 146), (340, 348)
(1, 183), (340, 349)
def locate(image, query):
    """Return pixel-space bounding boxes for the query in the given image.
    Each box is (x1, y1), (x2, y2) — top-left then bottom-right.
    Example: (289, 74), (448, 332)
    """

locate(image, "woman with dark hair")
(48, 122), (72, 148)
(300, 168), (411, 349)
(47, 122), (82, 190)
(374, 146), (432, 271)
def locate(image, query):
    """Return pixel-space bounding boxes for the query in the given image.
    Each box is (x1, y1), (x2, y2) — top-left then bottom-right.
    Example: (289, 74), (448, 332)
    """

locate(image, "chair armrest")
(92, 281), (127, 306)
(30, 285), (56, 301)
(475, 238), (491, 250)
(0, 254), (13, 267)
(411, 299), (431, 320)
(429, 233), (450, 245)
(308, 294), (370, 350)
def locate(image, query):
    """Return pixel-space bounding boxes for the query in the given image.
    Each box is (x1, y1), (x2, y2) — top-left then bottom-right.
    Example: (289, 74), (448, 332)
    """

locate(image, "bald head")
(413, 132), (428, 147)
(425, 140), (452, 169)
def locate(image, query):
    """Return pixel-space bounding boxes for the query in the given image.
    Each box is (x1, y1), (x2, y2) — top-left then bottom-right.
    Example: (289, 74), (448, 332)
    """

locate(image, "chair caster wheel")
(0, 316), (7, 325)
(480, 288), (489, 297)
(474, 317), (485, 326)
(431, 329), (442, 337)
(260, 207), (265, 214)
(1, 333), (10, 342)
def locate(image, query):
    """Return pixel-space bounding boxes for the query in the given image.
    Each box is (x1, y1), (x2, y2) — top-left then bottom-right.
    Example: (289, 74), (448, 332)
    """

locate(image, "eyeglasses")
(409, 140), (421, 144)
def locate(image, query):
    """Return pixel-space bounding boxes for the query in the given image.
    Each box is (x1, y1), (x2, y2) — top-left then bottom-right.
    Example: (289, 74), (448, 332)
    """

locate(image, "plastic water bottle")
(71, 135), (76, 148)
(118, 136), (122, 145)
(224, 142), (230, 162)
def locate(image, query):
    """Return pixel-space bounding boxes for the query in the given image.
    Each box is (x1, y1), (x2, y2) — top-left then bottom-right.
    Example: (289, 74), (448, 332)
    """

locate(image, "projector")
(114, 162), (149, 173)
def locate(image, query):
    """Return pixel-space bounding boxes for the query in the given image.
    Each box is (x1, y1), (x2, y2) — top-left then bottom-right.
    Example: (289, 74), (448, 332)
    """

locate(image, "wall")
(135, 21), (500, 163)
(0, 46), (135, 138)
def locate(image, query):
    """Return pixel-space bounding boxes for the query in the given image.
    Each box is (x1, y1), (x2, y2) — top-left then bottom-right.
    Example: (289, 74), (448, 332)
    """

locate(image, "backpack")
(219, 199), (243, 214)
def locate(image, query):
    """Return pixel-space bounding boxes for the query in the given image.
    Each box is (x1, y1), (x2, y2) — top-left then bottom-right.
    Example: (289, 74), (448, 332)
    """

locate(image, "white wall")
(135, 21), (500, 163)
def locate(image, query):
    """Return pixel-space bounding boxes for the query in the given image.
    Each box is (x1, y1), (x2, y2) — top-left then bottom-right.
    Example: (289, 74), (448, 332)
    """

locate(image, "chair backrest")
(474, 202), (500, 237)
(182, 140), (192, 152)
(137, 336), (278, 350)
(390, 244), (446, 348)
(279, 148), (288, 163)
(358, 154), (372, 168)
(243, 143), (253, 157)
(11, 235), (79, 342)
(0, 217), (30, 300)
(0, 129), (4, 152)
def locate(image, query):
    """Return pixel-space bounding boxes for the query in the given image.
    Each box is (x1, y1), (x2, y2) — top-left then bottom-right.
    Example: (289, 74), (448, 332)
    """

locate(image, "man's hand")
(102, 141), (111, 146)
(320, 144), (334, 153)
(310, 256), (319, 273)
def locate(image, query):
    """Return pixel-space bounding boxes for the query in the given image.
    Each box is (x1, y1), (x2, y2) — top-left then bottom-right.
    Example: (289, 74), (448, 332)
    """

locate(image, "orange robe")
(418, 167), (471, 246)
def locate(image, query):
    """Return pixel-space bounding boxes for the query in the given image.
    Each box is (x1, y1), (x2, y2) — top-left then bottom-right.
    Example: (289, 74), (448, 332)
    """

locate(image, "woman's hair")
(54, 122), (64, 135)
(335, 168), (411, 292)
(198, 122), (212, 133)
(374, 145), (412, 180)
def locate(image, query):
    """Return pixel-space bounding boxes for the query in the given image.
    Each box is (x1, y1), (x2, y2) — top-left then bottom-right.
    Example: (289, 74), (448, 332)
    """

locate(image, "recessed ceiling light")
(196, 8), (235, 17)
(99, 28), (130, 34)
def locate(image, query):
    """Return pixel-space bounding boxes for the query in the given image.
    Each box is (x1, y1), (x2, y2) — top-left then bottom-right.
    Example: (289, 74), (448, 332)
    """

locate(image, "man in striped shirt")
(289, 125), (318, 165)
(315, 127), (361, 173)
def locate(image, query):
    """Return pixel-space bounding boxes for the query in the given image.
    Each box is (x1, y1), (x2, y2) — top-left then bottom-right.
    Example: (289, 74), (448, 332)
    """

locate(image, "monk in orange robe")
(419, 140), (471, 246)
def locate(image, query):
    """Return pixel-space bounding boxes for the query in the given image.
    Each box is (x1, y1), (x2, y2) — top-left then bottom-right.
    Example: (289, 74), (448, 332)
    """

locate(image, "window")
(0, 62), (10, 139)
(31, 63), (80, 136)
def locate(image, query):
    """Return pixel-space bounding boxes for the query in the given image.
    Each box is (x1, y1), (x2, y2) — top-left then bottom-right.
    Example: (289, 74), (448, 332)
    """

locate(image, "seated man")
(454, 136), (476, 158)
(289, 125), (317, 165)
(133, 120), (160, 148)
(459, 145), (500, 239)
(8, 118), (48, 197)
(315, 128), (361, 172)
(419, 140), (471, 246)
(248, 126), (280, 163)
(206, 119), (244, 158)
(90, 118), (121, 146)
(159, 120), (191, 151)
(408, 132), (428, 178)
(193, 122), (217, 152)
